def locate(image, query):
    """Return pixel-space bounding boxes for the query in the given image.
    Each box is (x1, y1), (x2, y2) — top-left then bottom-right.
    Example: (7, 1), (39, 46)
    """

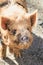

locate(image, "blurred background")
(27, 0), (43, 38)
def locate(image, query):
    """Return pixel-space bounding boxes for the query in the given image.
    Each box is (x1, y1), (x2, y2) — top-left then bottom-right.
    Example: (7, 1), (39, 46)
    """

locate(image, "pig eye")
(12, 29), (16, 35)
(9, 29), (16, 35)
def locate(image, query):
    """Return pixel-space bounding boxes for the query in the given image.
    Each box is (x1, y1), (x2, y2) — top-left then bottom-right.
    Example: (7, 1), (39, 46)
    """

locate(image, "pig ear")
(1, 17), (9, 30)
(25, 10), (37, 27)
(30, 10), (37, 26)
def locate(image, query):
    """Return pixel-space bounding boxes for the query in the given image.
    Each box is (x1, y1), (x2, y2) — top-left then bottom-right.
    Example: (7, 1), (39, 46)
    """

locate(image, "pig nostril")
(21, 36), (29, 41)
(17, 34), (29, 42)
